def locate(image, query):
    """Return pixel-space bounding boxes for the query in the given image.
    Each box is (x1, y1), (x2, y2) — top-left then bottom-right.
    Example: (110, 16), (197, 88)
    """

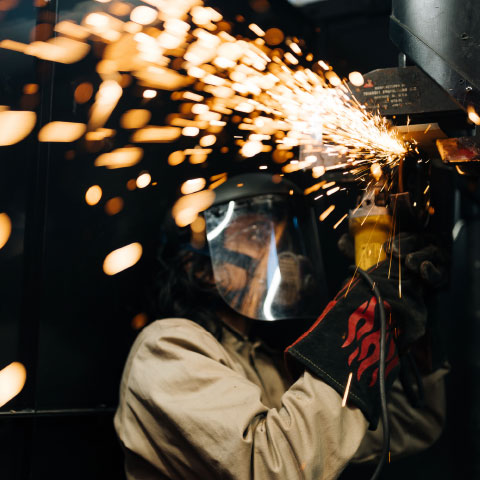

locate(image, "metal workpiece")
(390, 0), (480, 112)
(436, 137), (480, 164)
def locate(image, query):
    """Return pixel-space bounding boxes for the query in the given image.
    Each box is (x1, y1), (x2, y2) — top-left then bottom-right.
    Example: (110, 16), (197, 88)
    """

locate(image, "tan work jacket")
(114, 318), (447, 480)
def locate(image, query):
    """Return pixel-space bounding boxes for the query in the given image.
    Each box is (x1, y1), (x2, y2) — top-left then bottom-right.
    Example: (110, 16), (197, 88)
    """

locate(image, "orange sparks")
(342, 372), (353, 407)
(333, 213), (348, 230)
(0, 0), (413, 252)
(0, 362), (27, 408)
(103, 243), (143, 275)
(0, 213), (12, 249)
(319, 205), (335, 221)
(9, 0), (408, 169)
(85, 186), (102, 206)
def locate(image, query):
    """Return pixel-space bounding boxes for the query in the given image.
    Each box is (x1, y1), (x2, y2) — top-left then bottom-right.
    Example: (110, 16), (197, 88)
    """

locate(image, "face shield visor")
(204, 194), (328, 322)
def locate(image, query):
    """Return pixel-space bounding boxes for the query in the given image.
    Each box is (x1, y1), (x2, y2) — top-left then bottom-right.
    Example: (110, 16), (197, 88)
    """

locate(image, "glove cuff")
(285, 294), (400, 428)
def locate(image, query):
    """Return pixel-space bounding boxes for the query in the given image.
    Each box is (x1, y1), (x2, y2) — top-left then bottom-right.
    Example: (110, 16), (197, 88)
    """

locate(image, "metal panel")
(350, 66), (461, 117)
(390, 0), (480, 111)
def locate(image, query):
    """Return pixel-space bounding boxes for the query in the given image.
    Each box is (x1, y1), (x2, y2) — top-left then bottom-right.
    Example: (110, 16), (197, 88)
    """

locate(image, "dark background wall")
(0, 0), (477, 478)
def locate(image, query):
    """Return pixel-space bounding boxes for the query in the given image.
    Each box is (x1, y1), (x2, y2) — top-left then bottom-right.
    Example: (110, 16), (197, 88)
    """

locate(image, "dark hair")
(151, 244), (224, 340)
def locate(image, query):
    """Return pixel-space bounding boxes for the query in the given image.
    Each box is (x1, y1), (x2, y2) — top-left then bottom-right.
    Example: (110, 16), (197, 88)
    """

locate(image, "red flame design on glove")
(342, 296), (399, 387)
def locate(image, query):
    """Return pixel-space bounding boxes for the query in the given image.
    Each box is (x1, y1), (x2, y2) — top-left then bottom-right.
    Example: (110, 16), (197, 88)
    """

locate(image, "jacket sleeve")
(352, 365), (448, 462)
(114, 319), (369, 480)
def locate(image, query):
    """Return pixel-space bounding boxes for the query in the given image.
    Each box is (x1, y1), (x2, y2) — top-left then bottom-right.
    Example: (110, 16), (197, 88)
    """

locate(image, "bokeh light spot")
(38, 121), (86, 142)
(120, 109), (151, 129)
(0, 111), (36, 146)
(0, 213), (12, 249)
(264, 28), (284, 46)
(168, 150), (185, 166)
(131, 313), (148, 330)
(348, 71), (364, 87)
(136, 172), (151, 188)
(103, 243), (143, 275)
(130, 6), (158, 25)
(181, 177), (206, 195)
(105, 196), (124, 215)
(0, 362), (26, 408)
(85, 185), (103, 206)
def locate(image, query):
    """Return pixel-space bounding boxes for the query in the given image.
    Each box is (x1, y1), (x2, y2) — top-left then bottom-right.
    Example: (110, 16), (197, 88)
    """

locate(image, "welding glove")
(385, 233), (448, 289)
(285, 258), (428, 428)
(388, 232), (450, 391)
(338, 232), (448, 289)
(338, 232), (448, 348)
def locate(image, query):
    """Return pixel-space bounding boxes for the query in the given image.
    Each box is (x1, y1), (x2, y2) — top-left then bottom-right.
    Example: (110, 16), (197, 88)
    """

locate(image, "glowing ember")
(120, 109), (151, 129)
(74, 82), (94, 104)
(38, 122), (86, 142)
(4, 36), (91, 64)
(132, 126), (181, 143)
(95, 147), (143, 169)
(191, 215), (206, 234)
(326, 186), (340, 196)
(318, 60), (329, 70)
(136, 172), (151, 188)
(319, 204), (335, 221)
(182, 126), (199, 137)
(105, 197), (124, 215)
(23, 84), (38, 94)
(143, 89), (157, 99)
(370, 163), (383, 181)
(172, 189), (215, 227)
(130, 6), (158, 25)
(199, 134), (216, 147)
(341, 372), (353, 407)
(85, 185), (103, 206)
(168, 150), (186, 166)
(348, 71), (364, 87)
(0, 362), (27, 408)
(265, 28), (284, 46)
(467, 105), (480, 125)
(241, 140), (263, 158)
(89, 80), (122, 130)
(181, 178), (206, 195)
(131, 312), (148, 330)
(333, 213), (348, 230)
(0, 212), (12, 249)
(0, 111), (36, 146)
(103, 242), (143, 275)
(249, 24), (265, 37)
(312, 166), (326, 178)
(85, 128), (115, 141)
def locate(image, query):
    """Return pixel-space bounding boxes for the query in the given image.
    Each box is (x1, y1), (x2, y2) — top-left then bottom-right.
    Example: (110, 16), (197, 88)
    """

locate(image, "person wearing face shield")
(114, 173), (448, 480)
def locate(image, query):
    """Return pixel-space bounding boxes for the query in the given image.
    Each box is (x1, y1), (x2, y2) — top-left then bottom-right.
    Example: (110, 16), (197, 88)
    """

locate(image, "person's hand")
(385, 233), (448, 289)
(285, 232), (448, 427)
(337, 232), (448, 349)
(338, 232), (448, 289)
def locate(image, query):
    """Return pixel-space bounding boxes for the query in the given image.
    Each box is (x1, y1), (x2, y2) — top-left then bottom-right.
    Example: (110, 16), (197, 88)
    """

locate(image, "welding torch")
(348, 152), (430, 270)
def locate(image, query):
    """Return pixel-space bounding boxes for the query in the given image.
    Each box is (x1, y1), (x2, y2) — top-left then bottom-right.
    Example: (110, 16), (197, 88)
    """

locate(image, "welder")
(114, 172), (448, 480)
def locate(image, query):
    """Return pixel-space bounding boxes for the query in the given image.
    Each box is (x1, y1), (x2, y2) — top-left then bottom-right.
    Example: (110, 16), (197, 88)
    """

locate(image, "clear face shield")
(204, 194), (327, 322)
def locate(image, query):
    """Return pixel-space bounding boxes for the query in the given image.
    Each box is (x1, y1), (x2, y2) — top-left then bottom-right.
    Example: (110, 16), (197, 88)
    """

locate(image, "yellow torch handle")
(349, 214), (392, 271)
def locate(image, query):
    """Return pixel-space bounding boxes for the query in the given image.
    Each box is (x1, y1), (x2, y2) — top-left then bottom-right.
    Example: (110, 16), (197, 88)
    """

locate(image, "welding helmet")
(204, 173), (328, 321)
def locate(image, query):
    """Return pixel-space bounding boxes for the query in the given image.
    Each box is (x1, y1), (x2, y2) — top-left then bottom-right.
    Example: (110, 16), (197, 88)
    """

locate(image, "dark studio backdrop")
(0, 0), (478, 478)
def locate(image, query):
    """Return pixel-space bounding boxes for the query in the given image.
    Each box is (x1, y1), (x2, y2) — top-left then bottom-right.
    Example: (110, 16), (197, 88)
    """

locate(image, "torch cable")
(349, 266), (390, 480)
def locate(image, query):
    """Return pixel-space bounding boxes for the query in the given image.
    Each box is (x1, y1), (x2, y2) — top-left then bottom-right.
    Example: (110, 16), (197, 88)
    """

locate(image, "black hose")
(349, 266), (390, 480)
